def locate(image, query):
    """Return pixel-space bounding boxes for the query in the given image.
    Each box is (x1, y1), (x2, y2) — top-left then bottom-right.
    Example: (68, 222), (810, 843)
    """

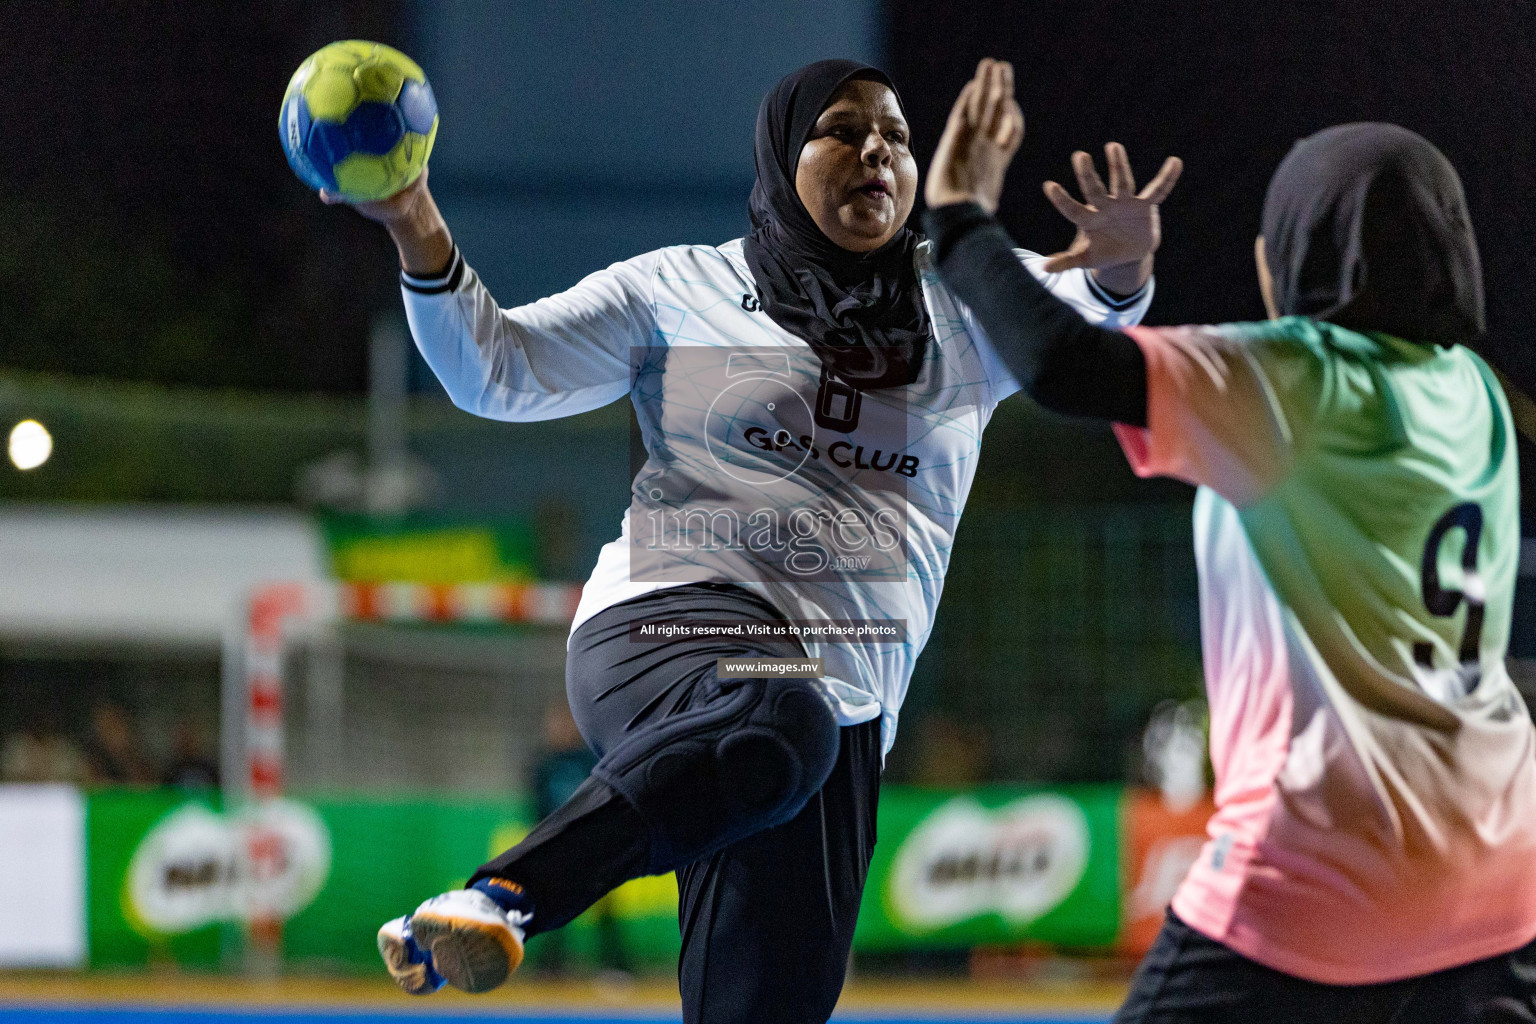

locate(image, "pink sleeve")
(1113, 325), (1292, 507)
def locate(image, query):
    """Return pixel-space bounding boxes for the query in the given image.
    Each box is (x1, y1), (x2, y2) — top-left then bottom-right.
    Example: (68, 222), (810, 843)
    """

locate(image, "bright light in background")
(8, 419), (53, 470)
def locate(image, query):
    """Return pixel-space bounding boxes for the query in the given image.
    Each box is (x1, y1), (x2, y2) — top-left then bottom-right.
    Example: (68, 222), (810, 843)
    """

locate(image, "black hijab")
(1261, 122), (1484, 344)
(744, 59), (929, 390)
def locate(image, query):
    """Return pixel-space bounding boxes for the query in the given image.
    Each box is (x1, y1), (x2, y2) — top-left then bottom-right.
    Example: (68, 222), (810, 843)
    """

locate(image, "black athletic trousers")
(471, 583), (881, 1024)
(1116, 910), (1536, 1023)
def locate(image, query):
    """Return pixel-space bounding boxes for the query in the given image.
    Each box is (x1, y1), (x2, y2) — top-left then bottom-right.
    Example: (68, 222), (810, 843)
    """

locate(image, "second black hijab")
(1261, 122), (1484, 344)
(743, 59), (930, 391)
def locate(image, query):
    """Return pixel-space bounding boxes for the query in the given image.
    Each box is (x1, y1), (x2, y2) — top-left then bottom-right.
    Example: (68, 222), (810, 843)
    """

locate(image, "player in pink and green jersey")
(924, 59), (1536, 1023)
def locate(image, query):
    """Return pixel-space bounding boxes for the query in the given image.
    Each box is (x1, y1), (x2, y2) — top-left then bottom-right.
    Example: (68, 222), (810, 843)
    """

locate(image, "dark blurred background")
(1, 0), (1533, 790)
(7, 2), (1534, 392)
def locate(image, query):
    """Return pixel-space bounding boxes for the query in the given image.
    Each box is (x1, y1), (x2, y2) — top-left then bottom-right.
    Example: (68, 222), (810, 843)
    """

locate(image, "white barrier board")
(0, 784), (85, 966)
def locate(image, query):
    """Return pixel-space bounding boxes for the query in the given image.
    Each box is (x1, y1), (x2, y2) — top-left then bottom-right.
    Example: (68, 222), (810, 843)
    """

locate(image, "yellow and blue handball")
(280, 41), (438, 202)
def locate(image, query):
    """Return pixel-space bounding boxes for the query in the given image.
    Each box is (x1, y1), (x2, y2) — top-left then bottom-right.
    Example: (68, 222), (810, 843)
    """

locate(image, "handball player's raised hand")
(1039, 142), (1183, 275)
(319, 165), (430, 223)
(926, 58), (1024, 215)
(321, 168), (454, 277)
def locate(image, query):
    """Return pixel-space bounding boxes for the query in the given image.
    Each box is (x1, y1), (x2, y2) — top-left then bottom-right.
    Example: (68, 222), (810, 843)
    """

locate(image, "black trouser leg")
(1115, 910), (1536, 1024)
(469, 584), (842, 938)
(472, 774), (648, 936)
(677, 718), (881, 1024)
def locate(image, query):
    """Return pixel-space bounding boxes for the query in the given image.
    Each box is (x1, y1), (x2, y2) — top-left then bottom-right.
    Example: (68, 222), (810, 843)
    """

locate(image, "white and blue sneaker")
(406, 887), (530, 994)
(376, 915), (446, 995)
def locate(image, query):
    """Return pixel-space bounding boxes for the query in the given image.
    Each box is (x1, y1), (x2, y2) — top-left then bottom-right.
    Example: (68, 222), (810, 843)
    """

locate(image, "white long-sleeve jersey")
(401, 237), (1151, 755)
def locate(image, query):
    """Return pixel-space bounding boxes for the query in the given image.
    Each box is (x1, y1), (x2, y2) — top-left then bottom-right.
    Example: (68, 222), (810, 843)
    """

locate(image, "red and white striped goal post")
(222, 579), (581, 967)
(231, 580), (582, 800)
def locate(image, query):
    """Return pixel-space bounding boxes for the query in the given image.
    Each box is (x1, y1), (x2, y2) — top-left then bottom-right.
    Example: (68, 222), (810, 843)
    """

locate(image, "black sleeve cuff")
(401, 246), (465, 295)
(923, 202), (996, 264)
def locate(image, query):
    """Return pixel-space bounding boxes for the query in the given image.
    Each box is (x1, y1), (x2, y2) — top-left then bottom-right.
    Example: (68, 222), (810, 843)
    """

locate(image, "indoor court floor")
(0, 975), (1121, 1023)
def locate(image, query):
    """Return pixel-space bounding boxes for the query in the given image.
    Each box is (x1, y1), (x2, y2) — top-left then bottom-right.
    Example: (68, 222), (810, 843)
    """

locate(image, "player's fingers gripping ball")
(280, 40), (438, 202)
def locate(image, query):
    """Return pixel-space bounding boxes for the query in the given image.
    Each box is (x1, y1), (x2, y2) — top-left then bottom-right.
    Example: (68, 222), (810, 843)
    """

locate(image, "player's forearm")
(925, 202), (1148, 426)
(383, 186), (456, 278)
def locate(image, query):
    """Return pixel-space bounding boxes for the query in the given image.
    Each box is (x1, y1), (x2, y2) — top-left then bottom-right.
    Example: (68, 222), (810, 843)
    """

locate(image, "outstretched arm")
(323, 171), (649, 422)
(923, 60), (1181, 425)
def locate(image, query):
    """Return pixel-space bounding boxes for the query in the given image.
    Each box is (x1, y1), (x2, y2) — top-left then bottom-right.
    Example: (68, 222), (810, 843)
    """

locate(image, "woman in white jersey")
(338, 59), (1176, 1023)
(926, 58), (1536, 1024)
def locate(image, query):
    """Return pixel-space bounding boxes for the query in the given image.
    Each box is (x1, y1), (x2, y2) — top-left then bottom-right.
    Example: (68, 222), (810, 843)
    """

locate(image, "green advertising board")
(855, 786), (1122, 950)
(87, 789), (228, 968)
(86, 790), (682, 971)
(86, 784), (1125, 971)
(282, 796), (525, 969)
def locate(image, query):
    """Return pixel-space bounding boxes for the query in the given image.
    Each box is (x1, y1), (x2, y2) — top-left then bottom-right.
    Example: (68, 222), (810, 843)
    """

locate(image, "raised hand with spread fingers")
(1041, 142), (1182, 294)
(926, 57), (1181, 296)
(925, 57), (1025, 215)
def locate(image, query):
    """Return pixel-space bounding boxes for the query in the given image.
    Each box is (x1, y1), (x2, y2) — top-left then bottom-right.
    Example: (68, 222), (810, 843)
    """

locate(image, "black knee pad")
(715, 679), (839, 816)
(592, 674), (840, 873)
